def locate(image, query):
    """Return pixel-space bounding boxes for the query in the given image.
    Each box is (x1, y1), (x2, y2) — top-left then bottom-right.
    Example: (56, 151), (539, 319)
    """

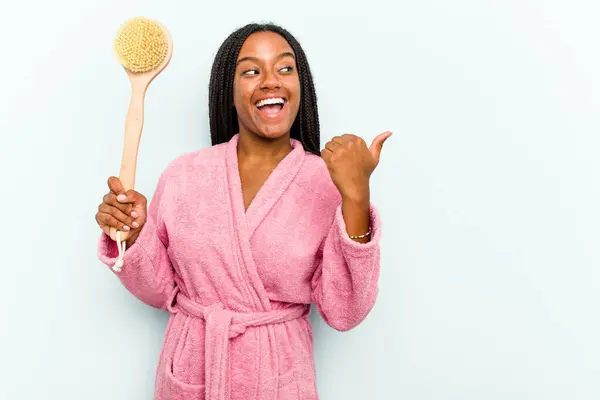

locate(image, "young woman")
(96, 23), (391, 400)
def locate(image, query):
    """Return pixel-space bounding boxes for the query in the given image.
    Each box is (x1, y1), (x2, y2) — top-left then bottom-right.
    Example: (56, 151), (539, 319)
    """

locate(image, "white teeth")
(256, 97), (285, 107)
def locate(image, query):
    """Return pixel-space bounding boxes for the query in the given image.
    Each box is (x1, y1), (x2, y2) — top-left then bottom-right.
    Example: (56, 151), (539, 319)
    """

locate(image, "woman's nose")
(260, 69), (281, 90)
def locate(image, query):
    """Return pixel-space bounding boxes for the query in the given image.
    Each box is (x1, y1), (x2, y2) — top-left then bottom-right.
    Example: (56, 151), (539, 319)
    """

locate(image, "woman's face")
(233, 31), (301, 140)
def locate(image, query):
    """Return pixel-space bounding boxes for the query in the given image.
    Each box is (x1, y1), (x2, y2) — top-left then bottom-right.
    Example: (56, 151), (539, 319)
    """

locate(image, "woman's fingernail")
(117, 194), (127, 202)
(131, 211), (138, 218)
(132, 222), (139, 228)
(123, 225), (130, 231)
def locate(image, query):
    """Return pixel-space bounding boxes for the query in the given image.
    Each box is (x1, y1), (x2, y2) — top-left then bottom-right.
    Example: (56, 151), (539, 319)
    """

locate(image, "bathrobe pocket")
(160, 314), (206, 399)
(161, 363), (206, 400)
(278, 369), (299, 400)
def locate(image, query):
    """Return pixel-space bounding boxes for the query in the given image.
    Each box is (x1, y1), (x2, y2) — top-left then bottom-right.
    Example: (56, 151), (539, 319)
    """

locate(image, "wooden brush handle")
(109, 22), (173, 245)
(110, 79), (148, 243)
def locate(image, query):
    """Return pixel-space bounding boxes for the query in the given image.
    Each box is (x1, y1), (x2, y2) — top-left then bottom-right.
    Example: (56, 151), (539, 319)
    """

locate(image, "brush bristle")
(114, 17), (169, 73)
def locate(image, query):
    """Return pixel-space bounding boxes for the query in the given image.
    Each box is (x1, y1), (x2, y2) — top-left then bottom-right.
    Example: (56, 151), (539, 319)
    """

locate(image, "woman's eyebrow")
(236, 52), (296, 66)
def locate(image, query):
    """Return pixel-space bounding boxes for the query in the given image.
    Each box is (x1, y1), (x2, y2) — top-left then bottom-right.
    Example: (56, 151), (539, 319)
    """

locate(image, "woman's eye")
(242, 66), (292, 75)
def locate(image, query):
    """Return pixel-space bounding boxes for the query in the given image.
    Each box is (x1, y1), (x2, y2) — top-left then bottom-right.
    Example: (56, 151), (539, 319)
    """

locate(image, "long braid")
(208, 23), (321, 156)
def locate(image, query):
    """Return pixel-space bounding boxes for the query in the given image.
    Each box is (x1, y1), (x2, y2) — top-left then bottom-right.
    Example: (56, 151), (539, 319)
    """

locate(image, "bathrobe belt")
(168, 288), (308, 400)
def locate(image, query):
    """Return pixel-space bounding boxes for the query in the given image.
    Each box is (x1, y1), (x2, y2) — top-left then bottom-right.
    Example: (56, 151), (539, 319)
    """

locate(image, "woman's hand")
(321, 131), (392, 201)
(95, 176), (148, 248)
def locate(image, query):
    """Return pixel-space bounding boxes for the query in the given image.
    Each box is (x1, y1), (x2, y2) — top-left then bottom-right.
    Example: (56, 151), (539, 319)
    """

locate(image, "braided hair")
(208, 23), (321, 156)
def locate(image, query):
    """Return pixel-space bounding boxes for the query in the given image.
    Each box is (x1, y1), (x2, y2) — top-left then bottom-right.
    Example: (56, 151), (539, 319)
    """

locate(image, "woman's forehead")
(237, 31), (295, 61)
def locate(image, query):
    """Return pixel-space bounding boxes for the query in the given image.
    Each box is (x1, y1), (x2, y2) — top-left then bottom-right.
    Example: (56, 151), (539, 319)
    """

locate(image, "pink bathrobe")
(98, 133), (382, 400)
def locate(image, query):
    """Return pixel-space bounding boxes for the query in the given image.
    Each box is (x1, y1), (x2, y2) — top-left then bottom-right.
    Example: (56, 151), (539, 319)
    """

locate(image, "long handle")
(110, 79), (147, 242)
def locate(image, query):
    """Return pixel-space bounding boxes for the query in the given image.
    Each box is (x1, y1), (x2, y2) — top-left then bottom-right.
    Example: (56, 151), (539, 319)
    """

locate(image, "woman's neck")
(237, 131), (293, 166)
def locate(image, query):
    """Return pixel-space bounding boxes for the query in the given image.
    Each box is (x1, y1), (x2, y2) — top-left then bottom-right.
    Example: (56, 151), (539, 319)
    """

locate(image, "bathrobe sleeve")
(97, 169), (175, 310)
(311, 203), (382, 332)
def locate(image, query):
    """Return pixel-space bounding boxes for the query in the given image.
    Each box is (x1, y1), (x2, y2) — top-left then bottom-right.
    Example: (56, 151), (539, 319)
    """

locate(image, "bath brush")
(109, 17), (173, 254)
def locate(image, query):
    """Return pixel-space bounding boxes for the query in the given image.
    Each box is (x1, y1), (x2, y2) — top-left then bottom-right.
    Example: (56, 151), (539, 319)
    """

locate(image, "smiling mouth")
(255, 97), (286, 118)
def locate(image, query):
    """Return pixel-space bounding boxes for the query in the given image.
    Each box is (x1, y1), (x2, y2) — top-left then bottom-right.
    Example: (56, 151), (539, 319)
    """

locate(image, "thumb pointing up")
(369, 131), (393, 165)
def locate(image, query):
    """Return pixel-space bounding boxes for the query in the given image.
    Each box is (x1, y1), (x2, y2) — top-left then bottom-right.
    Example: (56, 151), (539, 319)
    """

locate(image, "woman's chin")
(254, 125), (291, 140)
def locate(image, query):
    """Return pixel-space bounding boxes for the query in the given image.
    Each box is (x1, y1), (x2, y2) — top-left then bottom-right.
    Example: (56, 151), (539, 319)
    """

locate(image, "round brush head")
(114, 17), (169, 73)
